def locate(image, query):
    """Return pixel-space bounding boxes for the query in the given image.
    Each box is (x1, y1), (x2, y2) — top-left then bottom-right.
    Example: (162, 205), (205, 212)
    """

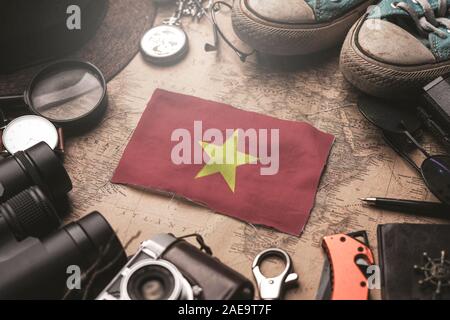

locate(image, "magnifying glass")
(0, 60), (107, 135)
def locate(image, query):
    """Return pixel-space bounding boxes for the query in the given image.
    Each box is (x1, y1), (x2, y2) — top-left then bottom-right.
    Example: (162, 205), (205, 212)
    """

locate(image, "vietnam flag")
(112, 89), (334, 235)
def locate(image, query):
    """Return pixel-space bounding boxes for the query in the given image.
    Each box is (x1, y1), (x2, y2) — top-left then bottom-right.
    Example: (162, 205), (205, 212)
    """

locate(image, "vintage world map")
(63, 5), (444, 299)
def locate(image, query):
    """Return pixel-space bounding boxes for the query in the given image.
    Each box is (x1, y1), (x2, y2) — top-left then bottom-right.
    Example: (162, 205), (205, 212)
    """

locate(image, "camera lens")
(0, 186), (60, 240)
(140, 279), (165, 300)
(127, 265), (176, 300)
(0, 142), (72, 202)
(123, 260), (194, 300)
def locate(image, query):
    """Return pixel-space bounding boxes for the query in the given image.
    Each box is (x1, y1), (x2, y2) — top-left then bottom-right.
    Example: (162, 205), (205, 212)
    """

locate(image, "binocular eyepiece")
(0, 141), (72, 203)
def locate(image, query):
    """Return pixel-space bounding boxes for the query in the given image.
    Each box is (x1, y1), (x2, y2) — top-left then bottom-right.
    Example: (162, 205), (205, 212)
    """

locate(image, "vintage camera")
(97, 233), (255, 300)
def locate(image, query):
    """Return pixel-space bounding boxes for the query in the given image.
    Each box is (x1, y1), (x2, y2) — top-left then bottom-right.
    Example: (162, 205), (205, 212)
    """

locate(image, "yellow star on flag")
(195, 130), (257, 192)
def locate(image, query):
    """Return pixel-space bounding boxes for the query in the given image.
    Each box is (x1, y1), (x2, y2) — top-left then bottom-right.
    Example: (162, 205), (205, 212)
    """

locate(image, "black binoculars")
(0, 142), (126, 299)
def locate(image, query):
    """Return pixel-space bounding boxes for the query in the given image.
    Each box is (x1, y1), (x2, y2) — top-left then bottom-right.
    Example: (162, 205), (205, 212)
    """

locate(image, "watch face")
(140, 25), (188, 64)
(2, 115), (58, 154)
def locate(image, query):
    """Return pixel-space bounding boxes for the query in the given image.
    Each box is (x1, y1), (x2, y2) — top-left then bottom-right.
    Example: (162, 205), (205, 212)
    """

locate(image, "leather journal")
(378, 224), (450, 300)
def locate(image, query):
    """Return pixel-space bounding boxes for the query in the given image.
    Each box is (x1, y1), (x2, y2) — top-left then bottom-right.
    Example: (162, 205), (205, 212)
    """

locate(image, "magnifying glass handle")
(0, 94), (24, 103)
(0, 95), (26, 110)
(0, 94), (26, 107)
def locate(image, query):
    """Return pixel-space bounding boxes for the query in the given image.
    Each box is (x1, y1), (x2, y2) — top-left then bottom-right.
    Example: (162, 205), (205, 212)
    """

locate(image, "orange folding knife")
(316, 231), (375, 300)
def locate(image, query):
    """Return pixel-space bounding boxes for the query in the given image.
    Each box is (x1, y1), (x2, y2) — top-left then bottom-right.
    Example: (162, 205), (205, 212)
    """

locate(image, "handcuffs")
(252, 248), (298, 300)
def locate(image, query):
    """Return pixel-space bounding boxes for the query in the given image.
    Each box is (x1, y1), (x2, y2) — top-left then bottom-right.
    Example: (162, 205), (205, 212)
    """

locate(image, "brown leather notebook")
(378, 224), (450, 300)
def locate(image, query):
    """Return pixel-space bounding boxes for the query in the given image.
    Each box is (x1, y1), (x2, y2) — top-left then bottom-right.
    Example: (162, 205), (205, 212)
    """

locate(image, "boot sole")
(340, 15), (450, 98)
(231, 0), (373, 55)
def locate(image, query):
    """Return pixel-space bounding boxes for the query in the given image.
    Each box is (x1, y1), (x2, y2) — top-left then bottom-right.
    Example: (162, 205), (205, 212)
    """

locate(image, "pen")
(360, 197), (450, 220)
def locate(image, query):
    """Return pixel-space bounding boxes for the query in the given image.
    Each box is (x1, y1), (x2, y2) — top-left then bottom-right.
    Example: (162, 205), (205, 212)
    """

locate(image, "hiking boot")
(340, 0), (450, 98)
(231, 0), (374, 55)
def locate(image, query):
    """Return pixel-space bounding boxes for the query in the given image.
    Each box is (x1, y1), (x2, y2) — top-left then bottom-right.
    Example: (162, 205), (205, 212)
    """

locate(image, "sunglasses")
(358, 95), (450, 205)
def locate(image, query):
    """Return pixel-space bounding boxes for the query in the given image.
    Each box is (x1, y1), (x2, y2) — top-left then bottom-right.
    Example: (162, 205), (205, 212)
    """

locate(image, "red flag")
(112, 89), (334, 235)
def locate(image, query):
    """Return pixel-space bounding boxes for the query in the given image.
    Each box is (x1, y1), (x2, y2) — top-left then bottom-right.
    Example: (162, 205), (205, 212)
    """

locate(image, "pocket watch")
(140, 22), (189, 65)
(140, 0), (189, 65)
